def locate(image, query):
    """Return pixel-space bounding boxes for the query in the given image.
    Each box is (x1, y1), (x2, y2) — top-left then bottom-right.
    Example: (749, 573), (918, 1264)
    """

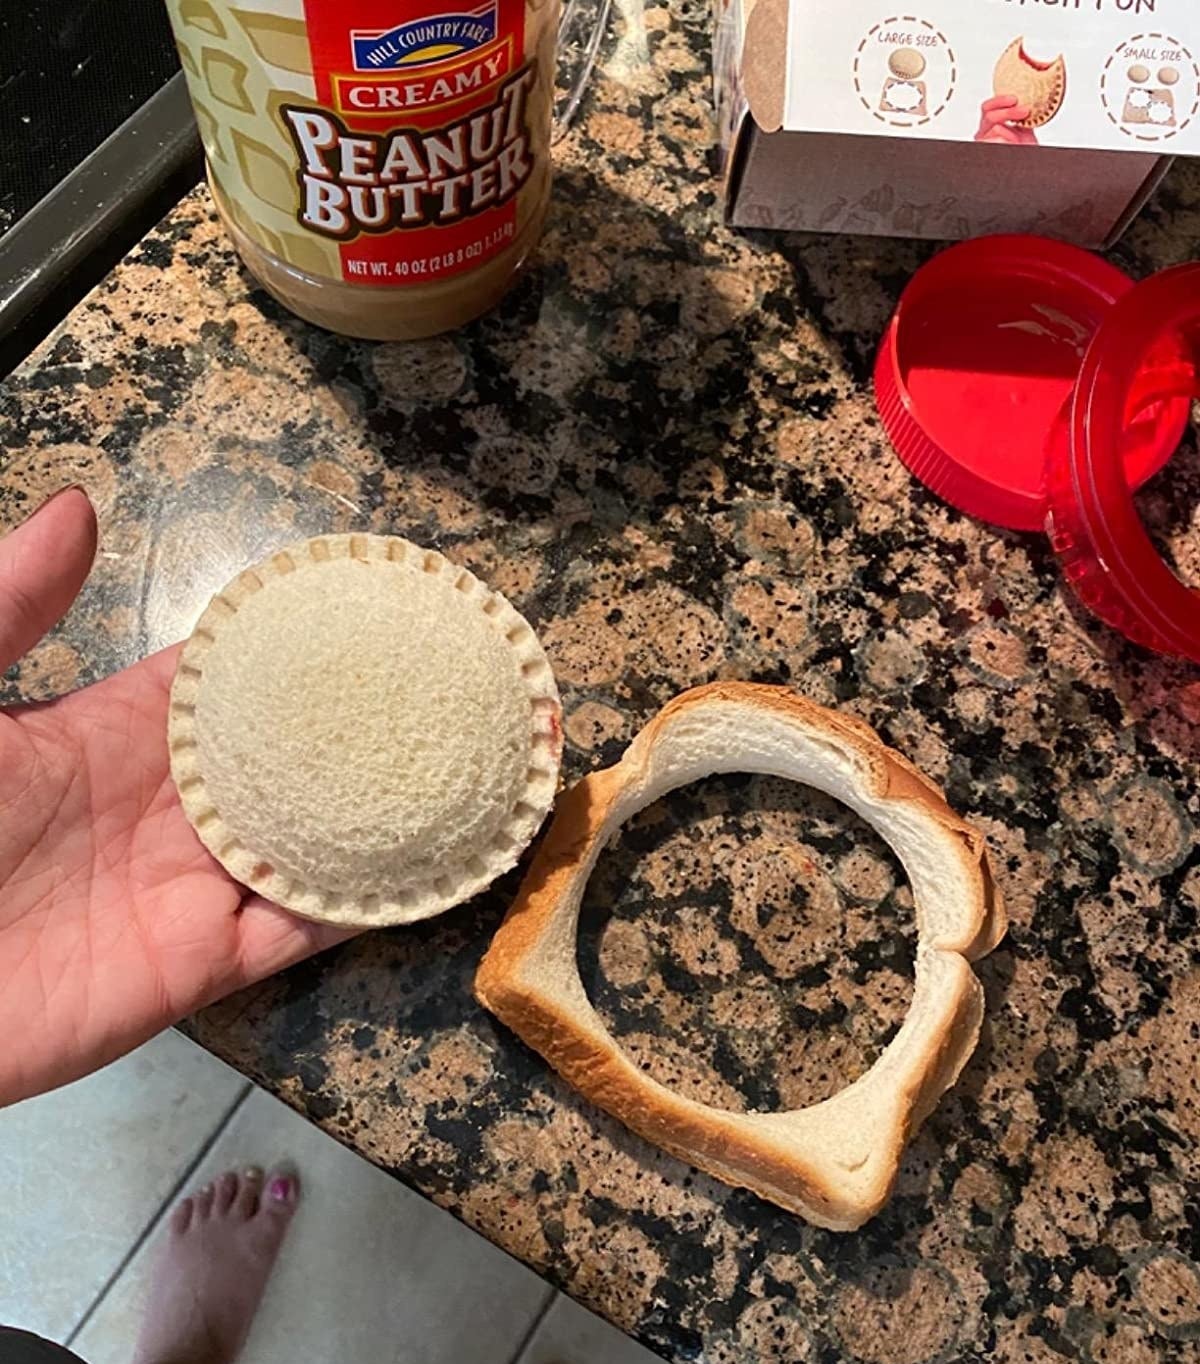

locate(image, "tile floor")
(0, 1029), (660, 1364)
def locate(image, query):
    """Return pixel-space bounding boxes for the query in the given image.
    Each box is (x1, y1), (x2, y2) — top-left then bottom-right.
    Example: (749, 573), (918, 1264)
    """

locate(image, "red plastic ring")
(1047, 263), (1200, 662)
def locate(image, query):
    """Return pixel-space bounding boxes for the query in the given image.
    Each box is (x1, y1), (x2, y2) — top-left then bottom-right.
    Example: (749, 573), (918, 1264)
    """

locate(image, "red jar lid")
(874, 235), (1188, 533)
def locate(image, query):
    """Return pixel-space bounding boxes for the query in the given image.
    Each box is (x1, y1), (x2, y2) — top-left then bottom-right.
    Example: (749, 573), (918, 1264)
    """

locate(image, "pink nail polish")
(269, 1177), (293, 1202)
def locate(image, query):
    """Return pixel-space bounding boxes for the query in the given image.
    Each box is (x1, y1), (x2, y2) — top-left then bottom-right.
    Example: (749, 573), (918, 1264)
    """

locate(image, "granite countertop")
(4, 0), (1200, 1357)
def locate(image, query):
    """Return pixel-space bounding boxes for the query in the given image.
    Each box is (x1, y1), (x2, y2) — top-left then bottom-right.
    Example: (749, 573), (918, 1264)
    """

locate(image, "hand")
(0, 488), (350, 1107)
(976, 94), (1039, 145)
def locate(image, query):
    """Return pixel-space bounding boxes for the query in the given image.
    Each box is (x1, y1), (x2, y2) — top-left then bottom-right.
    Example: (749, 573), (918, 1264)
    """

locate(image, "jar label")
(168, 0), (541, 288)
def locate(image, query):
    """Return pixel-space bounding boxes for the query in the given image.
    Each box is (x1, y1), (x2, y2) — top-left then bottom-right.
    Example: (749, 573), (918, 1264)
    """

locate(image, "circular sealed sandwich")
(168, 533), (562, 927)
(993, 38), (1067, 128)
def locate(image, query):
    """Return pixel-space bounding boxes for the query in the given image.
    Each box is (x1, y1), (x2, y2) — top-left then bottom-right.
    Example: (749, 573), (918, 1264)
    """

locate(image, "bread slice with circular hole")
(475, 682), (1005, 1230)
(169, 533), (562, 927)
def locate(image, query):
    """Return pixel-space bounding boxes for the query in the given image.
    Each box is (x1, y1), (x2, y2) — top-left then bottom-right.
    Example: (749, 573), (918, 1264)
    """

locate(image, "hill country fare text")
(282, 65), (536, 238)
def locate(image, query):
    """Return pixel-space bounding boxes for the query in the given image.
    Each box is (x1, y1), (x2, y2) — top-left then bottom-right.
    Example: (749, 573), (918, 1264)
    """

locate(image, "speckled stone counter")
(4, 2), (1200, 1357)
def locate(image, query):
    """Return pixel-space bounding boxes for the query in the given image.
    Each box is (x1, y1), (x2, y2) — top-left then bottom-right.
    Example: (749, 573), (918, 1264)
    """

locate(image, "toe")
(259, 1169), (300, 1230)
(235, 1166), (263, 1220)
(193, 1182), (215, 1220)
(170, 1196), (194, 1235)
(214, 1171), (239, 1215)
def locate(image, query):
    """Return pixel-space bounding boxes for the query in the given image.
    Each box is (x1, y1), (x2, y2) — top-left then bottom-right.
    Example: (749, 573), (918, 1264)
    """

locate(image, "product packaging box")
(713, 0), (1200, 245)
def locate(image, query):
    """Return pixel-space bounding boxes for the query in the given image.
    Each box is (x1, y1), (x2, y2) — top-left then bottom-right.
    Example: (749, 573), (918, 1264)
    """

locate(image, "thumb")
(0, 486), (98, 675)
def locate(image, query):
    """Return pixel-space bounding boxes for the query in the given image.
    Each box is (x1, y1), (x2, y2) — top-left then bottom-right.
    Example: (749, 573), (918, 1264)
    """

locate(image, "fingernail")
(25, 483), (88, 523)
(268, 1177), (293, 1203)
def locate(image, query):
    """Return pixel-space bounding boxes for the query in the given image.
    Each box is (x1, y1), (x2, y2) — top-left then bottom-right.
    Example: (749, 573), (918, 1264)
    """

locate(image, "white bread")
(169, 533), (562, 927)
(476, 682), (1005, 1230)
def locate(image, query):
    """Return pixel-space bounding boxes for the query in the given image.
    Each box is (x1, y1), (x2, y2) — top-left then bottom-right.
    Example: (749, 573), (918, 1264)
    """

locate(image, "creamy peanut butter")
(165, 0), (557, 339)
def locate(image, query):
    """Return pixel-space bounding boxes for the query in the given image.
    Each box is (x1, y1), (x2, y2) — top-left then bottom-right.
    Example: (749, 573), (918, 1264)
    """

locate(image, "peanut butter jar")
(164, 0), (558, 340)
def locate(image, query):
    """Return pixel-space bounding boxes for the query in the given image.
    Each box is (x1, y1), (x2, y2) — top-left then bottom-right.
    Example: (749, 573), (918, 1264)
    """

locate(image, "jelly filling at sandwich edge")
(282, 65), (537, 240)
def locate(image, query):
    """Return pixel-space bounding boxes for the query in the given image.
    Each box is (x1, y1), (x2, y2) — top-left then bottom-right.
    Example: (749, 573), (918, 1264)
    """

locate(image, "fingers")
(140, 641), (185, 691)
(976, 95), (1032, 139)
(230, 894), (359, 993)
(978, 126), (1025, 145)
(0, 486), (97, 674)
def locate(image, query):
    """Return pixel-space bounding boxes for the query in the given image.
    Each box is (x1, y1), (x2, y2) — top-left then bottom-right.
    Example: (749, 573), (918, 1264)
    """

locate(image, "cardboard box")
(713, 0), (1198, 245)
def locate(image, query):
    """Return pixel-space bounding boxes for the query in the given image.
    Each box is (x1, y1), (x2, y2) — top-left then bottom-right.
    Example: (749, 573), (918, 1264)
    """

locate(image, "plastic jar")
(165, 0), (559, 340)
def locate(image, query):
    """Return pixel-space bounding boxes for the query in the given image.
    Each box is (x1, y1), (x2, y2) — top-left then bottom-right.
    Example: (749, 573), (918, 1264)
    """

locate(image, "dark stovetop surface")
(0, 0), (180, 240)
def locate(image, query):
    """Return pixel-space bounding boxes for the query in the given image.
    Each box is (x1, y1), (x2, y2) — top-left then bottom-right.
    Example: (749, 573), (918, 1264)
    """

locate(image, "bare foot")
(132, 1166), (298, 1364)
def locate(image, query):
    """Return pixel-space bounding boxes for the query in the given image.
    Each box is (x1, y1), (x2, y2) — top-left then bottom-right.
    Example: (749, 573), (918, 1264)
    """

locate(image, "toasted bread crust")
(476, 683), (1005, 1229)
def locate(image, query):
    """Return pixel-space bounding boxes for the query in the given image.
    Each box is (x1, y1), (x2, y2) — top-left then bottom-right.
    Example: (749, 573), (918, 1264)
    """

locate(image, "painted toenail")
(243, 1166), (263, 1181)
(268, 1177), (293, 1202)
